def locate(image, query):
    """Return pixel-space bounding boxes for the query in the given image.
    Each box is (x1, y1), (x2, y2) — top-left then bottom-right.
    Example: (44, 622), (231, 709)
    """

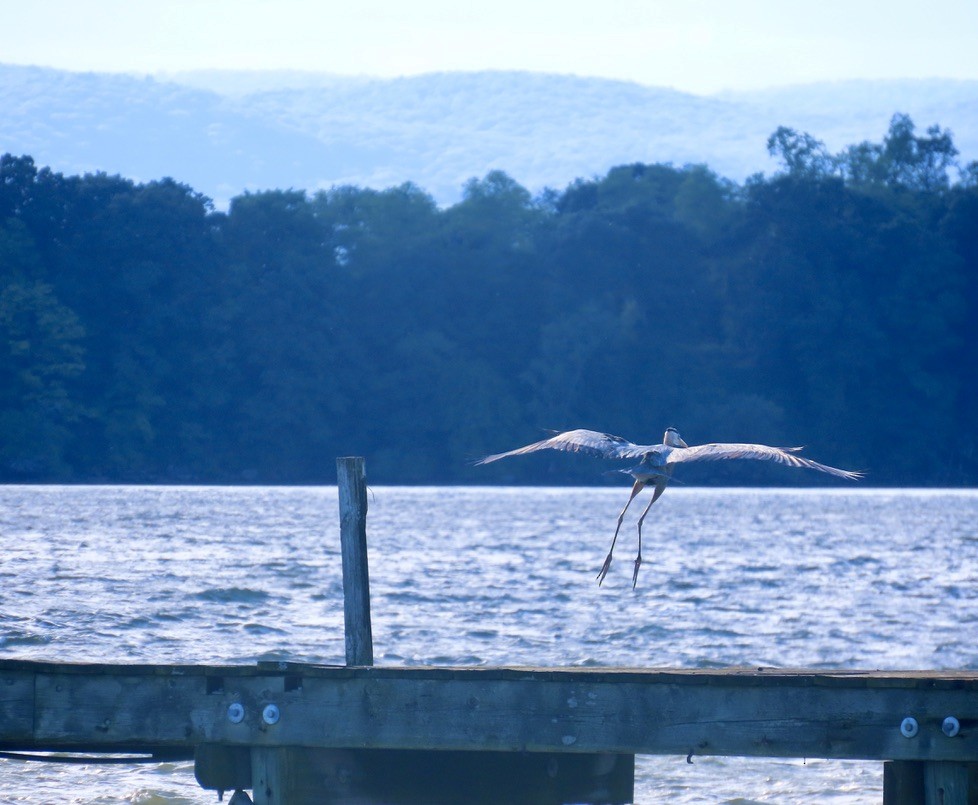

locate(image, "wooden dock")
(1, 658), (977, 802)
(1, 458), (976, 803)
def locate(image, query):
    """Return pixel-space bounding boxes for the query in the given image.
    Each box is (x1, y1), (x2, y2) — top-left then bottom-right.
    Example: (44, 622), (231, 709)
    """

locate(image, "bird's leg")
(632, 480), (667, 589)
(597, 480), (645, 586)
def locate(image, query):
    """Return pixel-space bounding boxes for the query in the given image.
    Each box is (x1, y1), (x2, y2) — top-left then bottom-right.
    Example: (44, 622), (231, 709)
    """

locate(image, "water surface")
(1, 485), (975, 802)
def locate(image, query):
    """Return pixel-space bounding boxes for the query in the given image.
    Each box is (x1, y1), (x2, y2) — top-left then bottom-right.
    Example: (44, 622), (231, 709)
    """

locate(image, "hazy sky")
(4, 0), (977, 93)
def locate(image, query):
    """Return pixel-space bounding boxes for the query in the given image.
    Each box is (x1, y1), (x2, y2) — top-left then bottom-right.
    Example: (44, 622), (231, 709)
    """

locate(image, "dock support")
(251, 747), (281, 804)
(250, 458), (376, 803)
(336, 456), (373, 667)
(885, 761), (975, 804)
(248, 747), (633, 805)
(924, 761), (971, 804)
(884, 761), (924, 804)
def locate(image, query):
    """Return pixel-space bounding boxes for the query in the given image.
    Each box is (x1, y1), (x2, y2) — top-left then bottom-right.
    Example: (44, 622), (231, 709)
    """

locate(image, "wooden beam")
(4, 661), (978, 764)
(241, 748), (633, 804)
(0, 671), (34, 743)
(336, 456), (373, 667)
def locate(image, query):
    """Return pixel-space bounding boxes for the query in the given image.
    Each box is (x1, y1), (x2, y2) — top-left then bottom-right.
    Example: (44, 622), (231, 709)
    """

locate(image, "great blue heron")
(476, 427), (863, 588)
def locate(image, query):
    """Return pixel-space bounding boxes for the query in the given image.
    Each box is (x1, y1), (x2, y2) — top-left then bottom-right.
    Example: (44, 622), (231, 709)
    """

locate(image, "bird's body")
(476, 427), (863, 588)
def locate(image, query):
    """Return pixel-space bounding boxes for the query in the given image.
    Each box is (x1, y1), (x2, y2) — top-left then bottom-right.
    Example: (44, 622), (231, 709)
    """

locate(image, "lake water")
(1, 485), (976, 802)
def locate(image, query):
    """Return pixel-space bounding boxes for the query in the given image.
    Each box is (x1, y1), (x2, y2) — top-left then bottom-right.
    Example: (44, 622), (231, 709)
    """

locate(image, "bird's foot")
(596, 554), (613, 586)
(631, 554), (642, 589)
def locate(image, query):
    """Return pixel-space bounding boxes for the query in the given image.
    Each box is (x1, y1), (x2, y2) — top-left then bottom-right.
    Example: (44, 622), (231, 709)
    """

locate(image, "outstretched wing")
(667, 442), (864, 480)
(475, 429), (654, 465)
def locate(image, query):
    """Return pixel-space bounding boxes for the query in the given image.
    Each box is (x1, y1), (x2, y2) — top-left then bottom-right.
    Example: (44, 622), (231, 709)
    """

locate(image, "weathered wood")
(4, 660), (978, 764)
(251, 746), (293, 805)
(244, 748), (632, 804)
(194, 743), (251, 793)
(0, 671), (34, 743)
(884, 761), (924, 804)
(924, 761), (970, 805)
(336, 456), (373, 666)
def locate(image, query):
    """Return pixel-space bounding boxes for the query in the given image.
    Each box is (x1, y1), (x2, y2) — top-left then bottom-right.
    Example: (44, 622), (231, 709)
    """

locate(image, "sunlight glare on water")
(1, 485), (976, 802)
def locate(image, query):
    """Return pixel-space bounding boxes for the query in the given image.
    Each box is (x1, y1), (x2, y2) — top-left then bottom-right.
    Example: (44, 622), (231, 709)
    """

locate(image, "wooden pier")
(1, 458), (976, 803)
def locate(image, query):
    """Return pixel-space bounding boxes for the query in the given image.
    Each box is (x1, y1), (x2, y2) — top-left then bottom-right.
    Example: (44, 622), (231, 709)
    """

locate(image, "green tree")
(879, 114), (958, 191)
(0, 220), (85, 476)
(766, 126), (834, 179)
(837, 114), (959, 191)
(0, 140), (974, 485)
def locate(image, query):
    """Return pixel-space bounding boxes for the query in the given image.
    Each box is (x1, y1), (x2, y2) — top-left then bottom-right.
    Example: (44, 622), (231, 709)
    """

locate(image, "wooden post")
(242, 457), (373, 802)
(924, 761), (970, 805)
(884, 761), (924, 804)
(337, 456), (373, 666)
(251, 747), (297, 805)
(888, 760), (975, 805)
(250, 458), (374, 803)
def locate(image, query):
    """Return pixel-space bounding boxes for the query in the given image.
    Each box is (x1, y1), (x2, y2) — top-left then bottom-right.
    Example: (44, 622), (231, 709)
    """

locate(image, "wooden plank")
(0, 670), (34, 744)
(233, 673), (978, 762)
(6, 658), (978, 687)
(7, 661), (976, 762)
(32, 670), (205, 749)
(337, 456), (373, 666)
(29, 667), (310, 749)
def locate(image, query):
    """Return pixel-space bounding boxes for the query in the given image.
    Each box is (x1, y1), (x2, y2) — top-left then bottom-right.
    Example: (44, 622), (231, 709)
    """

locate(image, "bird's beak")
(678, 437), (688, 448)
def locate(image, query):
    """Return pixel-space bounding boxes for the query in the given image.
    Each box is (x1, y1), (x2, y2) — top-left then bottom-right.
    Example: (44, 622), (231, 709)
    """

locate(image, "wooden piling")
(881, 761), (975, 804)
(336, 456), (373, 667)
(883, 761), (924, 804)
(251, 746), (291, 805)
(250, 457), (375, 802)
(924, 761), (971, 805)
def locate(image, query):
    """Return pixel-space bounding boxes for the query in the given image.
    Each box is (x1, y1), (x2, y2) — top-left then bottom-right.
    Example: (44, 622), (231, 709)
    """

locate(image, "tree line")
(2, 113), (976, 485)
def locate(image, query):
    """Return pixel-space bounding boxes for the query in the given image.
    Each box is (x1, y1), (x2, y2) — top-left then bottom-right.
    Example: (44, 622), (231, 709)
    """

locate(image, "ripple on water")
(0, 632), (51, 648)
(192, 587), (272, 604)
(0, 485), (975, 803)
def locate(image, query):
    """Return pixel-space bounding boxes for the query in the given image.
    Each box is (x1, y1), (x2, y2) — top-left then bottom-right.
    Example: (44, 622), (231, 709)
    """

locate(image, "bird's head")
(663, 427), (688, 448)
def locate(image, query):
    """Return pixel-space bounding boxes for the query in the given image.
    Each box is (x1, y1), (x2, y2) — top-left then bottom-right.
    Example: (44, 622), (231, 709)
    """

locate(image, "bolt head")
(942, 716), (961, 737)
(227, 703), (245, 724)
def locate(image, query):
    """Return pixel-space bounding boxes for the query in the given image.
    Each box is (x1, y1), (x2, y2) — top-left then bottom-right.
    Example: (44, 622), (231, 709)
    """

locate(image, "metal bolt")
(900, 717), (919, 738)
(942, 716), (961, 737)
(227, 702), (245, 724)
(262, 704), (280, 725)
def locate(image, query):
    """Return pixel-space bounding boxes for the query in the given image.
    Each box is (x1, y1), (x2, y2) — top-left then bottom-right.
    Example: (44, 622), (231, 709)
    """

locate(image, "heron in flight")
(476, 427), (863, 588)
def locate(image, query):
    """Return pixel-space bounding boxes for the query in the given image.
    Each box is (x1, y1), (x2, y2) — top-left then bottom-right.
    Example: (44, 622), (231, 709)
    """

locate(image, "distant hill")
(2, 64), (976, 207)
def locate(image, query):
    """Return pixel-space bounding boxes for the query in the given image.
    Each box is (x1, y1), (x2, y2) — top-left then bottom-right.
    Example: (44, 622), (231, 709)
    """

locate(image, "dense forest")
(2, 114), (976, 485)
